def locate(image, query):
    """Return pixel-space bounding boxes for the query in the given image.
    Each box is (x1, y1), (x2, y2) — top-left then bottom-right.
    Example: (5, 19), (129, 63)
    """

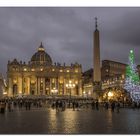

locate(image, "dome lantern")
(38, 42), (45, 51)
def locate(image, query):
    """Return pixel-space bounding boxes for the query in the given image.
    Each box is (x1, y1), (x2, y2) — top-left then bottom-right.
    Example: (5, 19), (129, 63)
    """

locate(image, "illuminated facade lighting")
(7, 43), (82, 96)
(67, 70), (70, 72)
(31, 68), (35, 71)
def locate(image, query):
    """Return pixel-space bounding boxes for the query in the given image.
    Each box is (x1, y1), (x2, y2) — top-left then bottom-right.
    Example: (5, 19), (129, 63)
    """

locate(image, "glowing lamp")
(108, 91), (113, 97)
(3, 92), (7, 95)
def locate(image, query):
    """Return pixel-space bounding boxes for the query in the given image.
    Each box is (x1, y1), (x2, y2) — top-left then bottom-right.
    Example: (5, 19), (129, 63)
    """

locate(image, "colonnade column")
(43, 78), (45, 95)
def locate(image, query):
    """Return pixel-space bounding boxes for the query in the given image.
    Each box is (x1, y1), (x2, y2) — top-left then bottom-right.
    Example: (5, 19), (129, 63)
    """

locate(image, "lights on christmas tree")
(130, 50), (133, 53)
(124, 49), (140, 102)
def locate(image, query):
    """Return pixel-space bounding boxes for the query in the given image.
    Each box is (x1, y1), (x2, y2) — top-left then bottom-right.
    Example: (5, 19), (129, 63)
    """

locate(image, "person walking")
(76, 101), (79, 111)
(25, 100), (28, 110)
(62, 101), (66, 111)
(72, 100), (75, 111)
(95, 100), (99, 110)
(11, 101), (14, 112)
(105, 102), (109, 110)
(8, 102), (12, 112)
(28, 101), (31, 110)
(111, 101), (115, 112)
(91, 100), (95, 110)
(51, 101), (55, 109)
(56, 100), (59, 112)
(59, 100), (63, 111)
(116, 102), (120, 113)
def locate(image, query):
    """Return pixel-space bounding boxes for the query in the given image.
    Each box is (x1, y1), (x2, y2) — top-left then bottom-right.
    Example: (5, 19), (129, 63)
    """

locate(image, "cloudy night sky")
(0, 7), (140, 77)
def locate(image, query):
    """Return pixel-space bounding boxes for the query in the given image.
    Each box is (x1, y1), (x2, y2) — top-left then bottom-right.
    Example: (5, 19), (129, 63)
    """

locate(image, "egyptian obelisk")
(93, 17), (101, 98)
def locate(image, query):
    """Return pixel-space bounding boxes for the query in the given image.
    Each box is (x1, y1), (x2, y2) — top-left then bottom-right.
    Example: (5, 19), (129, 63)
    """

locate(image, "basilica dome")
(30, 42), (52, 65)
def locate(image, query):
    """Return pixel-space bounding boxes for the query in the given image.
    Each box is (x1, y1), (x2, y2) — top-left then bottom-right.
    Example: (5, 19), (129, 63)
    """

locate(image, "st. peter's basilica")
(7, 43), (82, 97)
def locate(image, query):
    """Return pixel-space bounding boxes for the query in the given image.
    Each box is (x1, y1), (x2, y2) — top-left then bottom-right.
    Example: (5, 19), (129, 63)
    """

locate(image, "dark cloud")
(0, 7), (140, 77)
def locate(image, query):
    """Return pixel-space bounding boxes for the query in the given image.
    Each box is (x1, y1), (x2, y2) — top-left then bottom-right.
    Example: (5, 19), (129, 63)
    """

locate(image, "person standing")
(0, 102), (6, 114)
(11, 101), (14, 112)
(91, 100), (95, 110)
(116, 102), (120, 113)
(56, 100), (59, 112)
(72, 100), (75, 111)
(105, 102), (109, 110)
(95, 100), (99, 110)
(76, 101), (79, 111)
(8, 102), (11, 112)
(111, 101), (115, 112)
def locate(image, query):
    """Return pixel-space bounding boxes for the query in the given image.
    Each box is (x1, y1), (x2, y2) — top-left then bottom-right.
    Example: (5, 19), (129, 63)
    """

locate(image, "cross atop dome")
(95, 17), (98, 30)
(38, 42), (45, 51)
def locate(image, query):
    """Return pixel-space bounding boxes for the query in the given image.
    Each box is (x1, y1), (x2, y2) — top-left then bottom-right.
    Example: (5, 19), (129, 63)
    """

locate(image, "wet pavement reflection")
(0, 107), (140, 134)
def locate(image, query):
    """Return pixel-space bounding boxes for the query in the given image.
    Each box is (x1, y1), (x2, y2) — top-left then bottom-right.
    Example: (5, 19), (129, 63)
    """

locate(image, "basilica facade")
(7, 43), (82, 97)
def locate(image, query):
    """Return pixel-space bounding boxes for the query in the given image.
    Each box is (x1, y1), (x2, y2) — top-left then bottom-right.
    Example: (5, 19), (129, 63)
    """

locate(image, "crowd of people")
(0, 97), (140, 114)
(0, 98), (44, 114)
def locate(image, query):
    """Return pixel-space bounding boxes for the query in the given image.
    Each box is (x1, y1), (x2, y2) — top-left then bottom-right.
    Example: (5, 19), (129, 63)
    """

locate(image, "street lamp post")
(83, 91), (86, 98)
(51, 87), (58, 97)
(66, 80), (75, 99)
(108, 91), (114, 101)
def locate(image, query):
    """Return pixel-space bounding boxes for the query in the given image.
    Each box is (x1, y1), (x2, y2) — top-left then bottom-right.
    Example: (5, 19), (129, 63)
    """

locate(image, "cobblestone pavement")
(0, 107), (140, 134)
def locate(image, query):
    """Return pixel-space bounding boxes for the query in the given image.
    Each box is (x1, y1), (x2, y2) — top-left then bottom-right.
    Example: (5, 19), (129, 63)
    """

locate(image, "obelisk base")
(93, 81), (102, 100)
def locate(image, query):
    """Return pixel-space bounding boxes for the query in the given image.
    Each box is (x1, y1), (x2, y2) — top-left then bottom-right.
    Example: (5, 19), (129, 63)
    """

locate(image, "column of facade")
(18, 76), (22, 94)
(71, 79), (74, 96)
(23, 77), (25, 94)
(63, 78), (66, 95)
(35, 77), (38, 95)
(74, 78), (78, 96)
(71, 79), (73, 96)
(57, 78), (59, 95)
(43, 78), (45, 95)
(8, 78), (12, 96)
(78, 79), (82, 96)
(38, 77), (40, 95)
(62, 77), (64, 95)
(56, 78), (59, 95)
(60, 78), (64, 95)
(27, 77), (30, 95)
(50, 78), (52, 95)
(22, 74), (23, 94)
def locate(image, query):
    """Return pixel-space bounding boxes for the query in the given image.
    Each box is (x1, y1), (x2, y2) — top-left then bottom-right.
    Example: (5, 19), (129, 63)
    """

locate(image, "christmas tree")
(124, 50), (140, 102)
